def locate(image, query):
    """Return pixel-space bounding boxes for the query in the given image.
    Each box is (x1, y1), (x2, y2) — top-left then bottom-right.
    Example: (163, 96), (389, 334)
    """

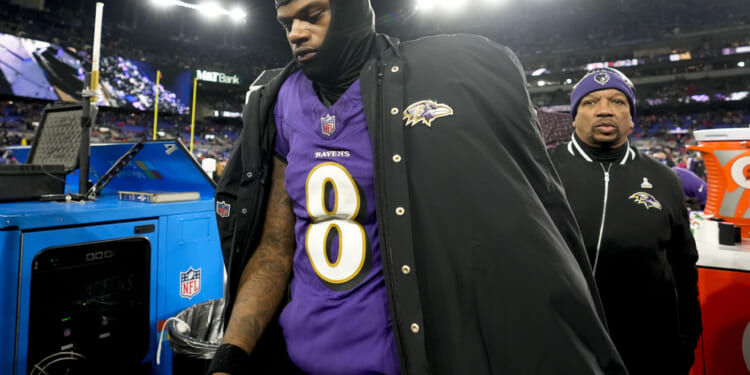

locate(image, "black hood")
(279, 0), (377, 103)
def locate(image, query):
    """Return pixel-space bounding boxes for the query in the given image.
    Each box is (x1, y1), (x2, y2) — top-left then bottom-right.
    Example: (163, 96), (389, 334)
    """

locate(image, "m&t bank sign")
(196, 70), (241, 85)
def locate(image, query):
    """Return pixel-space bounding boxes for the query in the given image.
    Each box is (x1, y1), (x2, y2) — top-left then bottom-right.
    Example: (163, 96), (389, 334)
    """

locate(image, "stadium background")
(0, 0), (748, 174)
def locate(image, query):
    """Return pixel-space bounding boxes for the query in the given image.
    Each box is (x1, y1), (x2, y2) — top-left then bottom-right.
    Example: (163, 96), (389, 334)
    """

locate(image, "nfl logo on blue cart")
(180, 267), (201, 299)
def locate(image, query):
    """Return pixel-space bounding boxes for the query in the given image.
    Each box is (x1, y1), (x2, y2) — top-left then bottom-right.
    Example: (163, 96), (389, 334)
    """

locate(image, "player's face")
(573, 89), (634, 148)
(277, 0), (332, 63)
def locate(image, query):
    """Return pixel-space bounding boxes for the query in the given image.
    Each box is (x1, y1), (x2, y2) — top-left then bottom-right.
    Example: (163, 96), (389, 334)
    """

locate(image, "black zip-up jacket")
(549, 136), (702, 374)
(215, 34), (627, 374)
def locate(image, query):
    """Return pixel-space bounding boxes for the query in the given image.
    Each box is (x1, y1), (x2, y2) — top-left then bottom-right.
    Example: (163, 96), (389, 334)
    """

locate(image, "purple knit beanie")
(570, 67), (636, 120)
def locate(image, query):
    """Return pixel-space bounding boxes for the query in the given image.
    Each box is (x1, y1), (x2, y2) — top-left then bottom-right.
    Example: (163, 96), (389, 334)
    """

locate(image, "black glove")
(206, 344), (250, 375)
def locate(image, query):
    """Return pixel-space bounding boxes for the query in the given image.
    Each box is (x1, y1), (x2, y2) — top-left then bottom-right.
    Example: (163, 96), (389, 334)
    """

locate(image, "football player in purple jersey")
(209, 0), (627, 374)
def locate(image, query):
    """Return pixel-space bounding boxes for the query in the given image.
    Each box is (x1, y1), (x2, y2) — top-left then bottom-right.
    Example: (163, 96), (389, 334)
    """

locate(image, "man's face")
(277, 0), (332, 63)
(572, 88), (634, 148)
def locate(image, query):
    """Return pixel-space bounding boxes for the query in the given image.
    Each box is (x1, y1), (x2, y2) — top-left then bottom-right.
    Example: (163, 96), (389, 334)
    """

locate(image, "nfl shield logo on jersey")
(321, 114), (336, 136)
(180, 267), (201, 299)
(216, 200), (230, 218)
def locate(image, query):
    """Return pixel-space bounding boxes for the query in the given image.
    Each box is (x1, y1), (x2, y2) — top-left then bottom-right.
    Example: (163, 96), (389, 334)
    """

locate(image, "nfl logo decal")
(180, 267), (202, 299)
(321, 114), (336, 136)
(216, 201), (230, 218)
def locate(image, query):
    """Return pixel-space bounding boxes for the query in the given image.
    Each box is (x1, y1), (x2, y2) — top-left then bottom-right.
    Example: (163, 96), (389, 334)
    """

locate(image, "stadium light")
(150, 0), (246, 22)
(443, 0), (468, 11)
(151, 0), (176, 6)
(416, 0), (436, 11)
(229, 7), (248, 22)
(198, 2), (222, 19)
(417, 0), (483, 13)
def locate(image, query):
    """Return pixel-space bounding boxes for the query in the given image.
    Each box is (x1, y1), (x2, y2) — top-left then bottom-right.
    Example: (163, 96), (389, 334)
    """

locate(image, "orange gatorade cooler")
(689, 128), (750, 239)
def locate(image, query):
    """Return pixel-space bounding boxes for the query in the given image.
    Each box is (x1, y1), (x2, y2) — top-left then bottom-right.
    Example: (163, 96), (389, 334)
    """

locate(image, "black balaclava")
(276, 0), (377, 106)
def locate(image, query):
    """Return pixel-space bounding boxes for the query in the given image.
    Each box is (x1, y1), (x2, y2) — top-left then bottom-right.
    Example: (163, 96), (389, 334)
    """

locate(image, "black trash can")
(167, 298), (224, 375)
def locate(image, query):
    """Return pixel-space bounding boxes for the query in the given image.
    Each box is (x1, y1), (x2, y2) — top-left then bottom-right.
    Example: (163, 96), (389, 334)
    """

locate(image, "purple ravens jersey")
(274, 70), (399, 375)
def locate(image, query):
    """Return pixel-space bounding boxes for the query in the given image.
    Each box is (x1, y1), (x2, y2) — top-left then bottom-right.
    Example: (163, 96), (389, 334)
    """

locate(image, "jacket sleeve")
(215, 66), (291, 325)
(666, 183), (703, 350)
(213, 67), (304, 372)
(474, 39), (626, 373)
(214, 106), (268, 327)
(488, 40), (607, 320)
(215, 131), (243, 274)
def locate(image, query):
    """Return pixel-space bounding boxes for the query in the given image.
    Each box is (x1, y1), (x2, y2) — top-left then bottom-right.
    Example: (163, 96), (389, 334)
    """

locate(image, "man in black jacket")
(548, 67), (702, 374)
(208, 0), (627, 374)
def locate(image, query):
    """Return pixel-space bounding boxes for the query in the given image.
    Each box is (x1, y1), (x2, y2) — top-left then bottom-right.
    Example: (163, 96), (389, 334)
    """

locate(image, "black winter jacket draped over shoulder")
(215, 34), (627, 374)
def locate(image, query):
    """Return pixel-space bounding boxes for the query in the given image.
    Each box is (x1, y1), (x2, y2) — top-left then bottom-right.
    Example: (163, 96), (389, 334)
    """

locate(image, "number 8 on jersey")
(305, 162), (372, 291)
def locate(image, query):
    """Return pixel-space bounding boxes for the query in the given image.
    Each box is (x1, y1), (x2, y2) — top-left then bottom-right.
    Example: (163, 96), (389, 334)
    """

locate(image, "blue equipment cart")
(0, 140), (224, 375)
